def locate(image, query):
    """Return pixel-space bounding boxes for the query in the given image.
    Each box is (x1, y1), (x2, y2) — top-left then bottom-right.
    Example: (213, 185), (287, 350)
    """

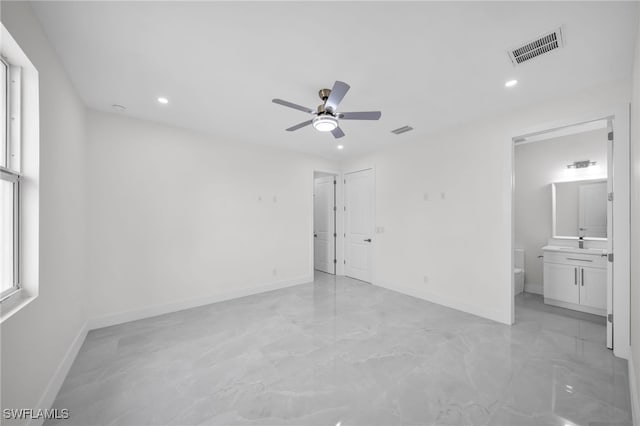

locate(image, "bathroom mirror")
(552, 179), (607, 239)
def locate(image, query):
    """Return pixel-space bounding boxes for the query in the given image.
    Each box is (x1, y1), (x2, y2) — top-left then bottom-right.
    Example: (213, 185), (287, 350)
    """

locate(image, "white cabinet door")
(544, 263), (579, 304)
(579, 266), (607, 310)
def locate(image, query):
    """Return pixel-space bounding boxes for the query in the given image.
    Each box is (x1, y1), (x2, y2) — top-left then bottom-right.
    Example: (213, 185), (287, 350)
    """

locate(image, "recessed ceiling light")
(337, 145), (344, 150)
(157, 97), (169, 104)
(505, 79), (518, 88)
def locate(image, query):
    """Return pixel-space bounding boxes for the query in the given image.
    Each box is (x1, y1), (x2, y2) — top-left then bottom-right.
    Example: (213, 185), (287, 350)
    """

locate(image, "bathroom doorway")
(511, 118), (615, 349)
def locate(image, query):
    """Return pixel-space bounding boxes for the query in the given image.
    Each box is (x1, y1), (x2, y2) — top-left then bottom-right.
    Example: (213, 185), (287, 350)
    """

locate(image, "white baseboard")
(87, 275), (313, 330)
(524, 282), (543, 295)
(29, 320), (88, 426)
(629, 350), (640, 426)
(374, 280), (510, 325)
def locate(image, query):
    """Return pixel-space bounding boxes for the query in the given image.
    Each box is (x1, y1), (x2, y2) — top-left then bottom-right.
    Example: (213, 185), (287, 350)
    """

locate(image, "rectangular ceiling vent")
(391, 125), (413, 135)
(508, 27), (564, 66)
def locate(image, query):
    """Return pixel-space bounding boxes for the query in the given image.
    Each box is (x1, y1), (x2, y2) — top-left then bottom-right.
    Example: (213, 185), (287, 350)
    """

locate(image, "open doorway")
(313, 172), (337, 274)
(512, 119), (613, 349)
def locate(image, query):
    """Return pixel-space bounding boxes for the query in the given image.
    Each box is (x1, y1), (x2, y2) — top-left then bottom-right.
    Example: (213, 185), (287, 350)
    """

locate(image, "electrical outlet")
(273, 195), (278, 203)
(440, 192), (446, 200)
(423, 193), (429, 201)
(376, 226), (385, 234)
(258, 196), (262, 202)
(272, 268), (277, 276)
(423, 275), (429, 284)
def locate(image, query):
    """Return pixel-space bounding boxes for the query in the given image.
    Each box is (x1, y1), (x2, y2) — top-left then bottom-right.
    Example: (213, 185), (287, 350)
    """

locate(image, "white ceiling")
(31, 1), (638, 160)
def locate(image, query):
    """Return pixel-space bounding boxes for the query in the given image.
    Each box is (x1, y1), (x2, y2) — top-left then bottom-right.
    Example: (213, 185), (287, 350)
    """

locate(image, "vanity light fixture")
(157, 96), (169, 104)
(567, 160), (596, 169)
(505, 79), (518, 88)
(337, 145), (344, 150)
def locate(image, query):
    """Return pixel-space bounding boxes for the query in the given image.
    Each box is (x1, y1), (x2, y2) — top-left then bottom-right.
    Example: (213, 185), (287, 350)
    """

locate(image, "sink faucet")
(578, 236), (584, 249)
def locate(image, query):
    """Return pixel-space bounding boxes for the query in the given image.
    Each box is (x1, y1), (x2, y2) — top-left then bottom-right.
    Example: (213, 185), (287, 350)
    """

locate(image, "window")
(0, 56), (20, 301)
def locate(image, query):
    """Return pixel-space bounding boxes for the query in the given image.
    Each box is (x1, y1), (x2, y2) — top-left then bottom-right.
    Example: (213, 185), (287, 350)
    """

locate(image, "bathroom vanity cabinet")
(542, 246), (607, 316)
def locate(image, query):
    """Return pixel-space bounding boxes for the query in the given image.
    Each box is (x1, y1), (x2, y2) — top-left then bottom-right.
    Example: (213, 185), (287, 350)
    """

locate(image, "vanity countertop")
(541, 245), (607, 256)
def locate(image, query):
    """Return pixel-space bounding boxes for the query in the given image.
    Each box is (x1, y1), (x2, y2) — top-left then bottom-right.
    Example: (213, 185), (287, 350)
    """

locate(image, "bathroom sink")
(541, 245), (607, 256)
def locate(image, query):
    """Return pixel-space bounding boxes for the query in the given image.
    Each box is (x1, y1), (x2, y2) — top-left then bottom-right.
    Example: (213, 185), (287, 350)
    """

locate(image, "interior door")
(345, 169), (374, 283)
(606, 119), (614, 349)
(313, 176), (335, 274)
(578, 181), (607, 238)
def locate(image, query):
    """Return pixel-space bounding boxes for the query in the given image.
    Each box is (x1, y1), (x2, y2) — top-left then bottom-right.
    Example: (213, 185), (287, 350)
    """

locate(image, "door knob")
(364, 238), (372, 242)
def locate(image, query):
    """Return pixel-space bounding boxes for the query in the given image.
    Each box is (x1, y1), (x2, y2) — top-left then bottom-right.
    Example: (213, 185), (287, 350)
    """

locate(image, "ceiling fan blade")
(324, 81), (350, 113)
(331, 127), (345, 139)
(339, 111), (382, 120)
(272, 99), (315, 114)
(286, 120), (313, 131)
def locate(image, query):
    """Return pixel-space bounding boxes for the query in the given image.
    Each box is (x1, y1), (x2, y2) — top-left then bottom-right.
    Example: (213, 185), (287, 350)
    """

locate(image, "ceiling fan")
(272, 81), (382, 139)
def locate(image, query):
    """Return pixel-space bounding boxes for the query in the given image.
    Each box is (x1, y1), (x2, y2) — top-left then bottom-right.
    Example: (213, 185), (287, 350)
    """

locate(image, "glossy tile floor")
(47, 273), (632, 426)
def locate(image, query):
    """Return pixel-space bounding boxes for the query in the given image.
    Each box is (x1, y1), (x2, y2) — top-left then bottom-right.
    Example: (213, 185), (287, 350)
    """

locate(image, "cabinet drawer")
(543, 252), (607, 269)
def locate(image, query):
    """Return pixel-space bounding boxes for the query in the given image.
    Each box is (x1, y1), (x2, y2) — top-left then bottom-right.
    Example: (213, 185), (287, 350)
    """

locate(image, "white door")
(606, 120), (614, 349)
(543, 263), (579, 304)
(344, 169), (374, 283)
(579, 266), (607, 311)
(314, 176), (335, 274)
(578, 181), (607, 238)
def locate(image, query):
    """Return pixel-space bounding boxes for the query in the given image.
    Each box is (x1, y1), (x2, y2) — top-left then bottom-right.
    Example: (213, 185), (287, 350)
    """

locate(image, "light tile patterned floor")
(47, 273), (631, 425)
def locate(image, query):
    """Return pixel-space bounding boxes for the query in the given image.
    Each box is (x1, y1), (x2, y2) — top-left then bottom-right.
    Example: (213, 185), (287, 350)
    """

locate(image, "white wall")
(514, 129), (607, 294)
(0, 2), (636, 421)
(342, 80), (630, 325)
(0, 2), (87, 423)
(86, 111), (336, 324)
(629, 10), (640, 420)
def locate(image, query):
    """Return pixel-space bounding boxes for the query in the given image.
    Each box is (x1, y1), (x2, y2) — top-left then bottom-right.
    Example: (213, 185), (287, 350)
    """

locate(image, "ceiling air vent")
(508, 27), (564, 66)
(391, 125), (413, 135)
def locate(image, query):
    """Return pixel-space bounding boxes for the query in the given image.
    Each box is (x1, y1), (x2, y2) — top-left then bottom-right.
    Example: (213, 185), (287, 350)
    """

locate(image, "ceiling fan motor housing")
(316, 103), (336, 116)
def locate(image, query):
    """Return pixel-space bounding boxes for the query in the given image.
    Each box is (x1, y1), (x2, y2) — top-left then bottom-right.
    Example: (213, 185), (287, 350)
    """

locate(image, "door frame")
(311, 169), (344, 277)
(507, 103), (630, 360)
(343, 167), (376, 284)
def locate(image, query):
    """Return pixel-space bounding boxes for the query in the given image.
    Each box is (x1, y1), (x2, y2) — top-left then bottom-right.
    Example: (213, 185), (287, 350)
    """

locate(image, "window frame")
(0, 55), (21, 302)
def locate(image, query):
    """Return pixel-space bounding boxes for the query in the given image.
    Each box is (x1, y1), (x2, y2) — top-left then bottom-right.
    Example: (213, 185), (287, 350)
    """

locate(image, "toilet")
(514, 249), (525, 295)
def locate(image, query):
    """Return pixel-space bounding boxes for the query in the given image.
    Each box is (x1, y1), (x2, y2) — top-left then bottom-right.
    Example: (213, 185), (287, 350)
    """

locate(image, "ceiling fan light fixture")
(312, 115), (338, 132)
